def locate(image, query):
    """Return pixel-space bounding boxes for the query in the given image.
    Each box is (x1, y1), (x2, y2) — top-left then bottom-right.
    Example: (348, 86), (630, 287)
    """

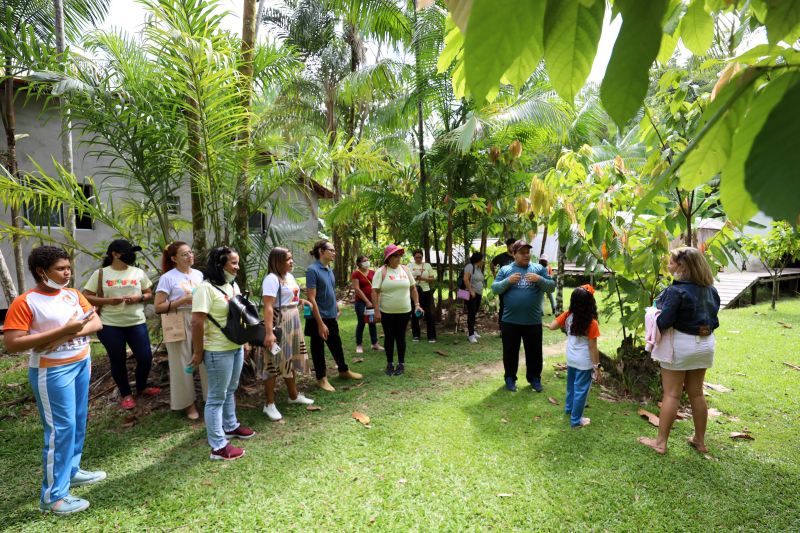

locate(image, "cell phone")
(78, 308), (95, 320)
(270, 343), (282, 356)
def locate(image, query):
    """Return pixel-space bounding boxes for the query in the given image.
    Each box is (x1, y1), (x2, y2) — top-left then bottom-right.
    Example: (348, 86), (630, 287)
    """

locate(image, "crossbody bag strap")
(206, 283), (232, 332)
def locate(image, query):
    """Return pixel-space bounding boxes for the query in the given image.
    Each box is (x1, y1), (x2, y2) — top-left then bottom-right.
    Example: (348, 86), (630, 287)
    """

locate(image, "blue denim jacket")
(656, 280), (720, 335)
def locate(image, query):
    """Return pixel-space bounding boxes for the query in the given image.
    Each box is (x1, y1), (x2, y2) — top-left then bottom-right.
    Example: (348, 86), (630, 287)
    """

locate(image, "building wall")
(1, 92), (321, 308)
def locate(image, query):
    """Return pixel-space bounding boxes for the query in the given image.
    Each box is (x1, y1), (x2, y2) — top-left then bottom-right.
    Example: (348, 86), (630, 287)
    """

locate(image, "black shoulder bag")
(206, 283), (266, 345)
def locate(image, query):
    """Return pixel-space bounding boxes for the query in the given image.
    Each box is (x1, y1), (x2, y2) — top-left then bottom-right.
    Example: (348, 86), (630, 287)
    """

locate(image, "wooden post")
(751, 283), (757, 305)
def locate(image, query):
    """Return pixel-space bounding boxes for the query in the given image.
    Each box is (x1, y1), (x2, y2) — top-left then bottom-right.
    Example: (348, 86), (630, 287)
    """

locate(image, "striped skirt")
(255, 305), (310, 379)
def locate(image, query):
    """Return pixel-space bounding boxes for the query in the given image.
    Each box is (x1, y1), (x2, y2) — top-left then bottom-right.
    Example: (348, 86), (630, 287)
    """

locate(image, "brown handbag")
(95, 267), (104, 316)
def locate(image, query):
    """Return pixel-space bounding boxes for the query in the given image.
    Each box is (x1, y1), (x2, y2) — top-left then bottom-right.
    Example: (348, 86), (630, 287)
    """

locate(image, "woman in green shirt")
(190, 246), (255, 461)
(83, 239), (159, 410)
(372, 244), (422, 376)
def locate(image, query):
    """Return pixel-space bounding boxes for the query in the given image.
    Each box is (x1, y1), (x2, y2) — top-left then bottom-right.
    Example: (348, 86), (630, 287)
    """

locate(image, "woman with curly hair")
(4, 246), (105, 514)
(546, 285), (601, 428)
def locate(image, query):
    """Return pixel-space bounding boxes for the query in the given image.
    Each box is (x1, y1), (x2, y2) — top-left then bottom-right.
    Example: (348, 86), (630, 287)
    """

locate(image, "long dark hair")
(162, 241), (189, 273)
(568, 287), (598, 336)
(267, 247), (291, 278)
(469, 252), (484, 265)
(204, 246), (236, 285)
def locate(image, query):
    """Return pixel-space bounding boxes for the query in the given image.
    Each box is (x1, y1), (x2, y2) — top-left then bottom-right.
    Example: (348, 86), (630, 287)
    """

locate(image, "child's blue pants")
(565, 366), (593, 427)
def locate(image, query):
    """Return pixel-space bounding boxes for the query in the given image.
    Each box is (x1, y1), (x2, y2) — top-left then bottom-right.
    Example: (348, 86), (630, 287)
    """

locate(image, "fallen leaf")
(307, 405), (322, 411)
(500, 418), (508, 423)
(728, 330), (740, 334)
(777, 321), (792, 329)
(707, 408), (722, 417)
(552, 362), (567, 371)
(704, 382), (732, 393)
(121, 416), (137, 429)
(352, 412), (371, 425)
(735, 372), (747, 376)
(782, 361), (800, 371)
(352, 357), (365, 363)
(370, 516), (376, 524)
(548, 397), (559, 405)
(497, 493), (514, 498)
(728, 416), (740, 422)
(533, 416), (541, 421)
(398, 478), (406, 484)
(554, 372), (563, 379)
(730, 432), (754, 440)
(638, 408), (660, 427)
(599, 393), (620, 403)
(435, 350), (449, 357)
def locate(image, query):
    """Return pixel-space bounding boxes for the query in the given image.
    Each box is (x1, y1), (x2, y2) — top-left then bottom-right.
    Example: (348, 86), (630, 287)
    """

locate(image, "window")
(25, 201), (63, 228)
(248, 211), (264, 234)
(75, 183), (94, 230)
(167, 195), (181, 215)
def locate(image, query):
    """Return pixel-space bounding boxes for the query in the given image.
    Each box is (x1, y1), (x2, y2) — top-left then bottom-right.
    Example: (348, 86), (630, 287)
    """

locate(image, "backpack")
(206, 283), (266, 345)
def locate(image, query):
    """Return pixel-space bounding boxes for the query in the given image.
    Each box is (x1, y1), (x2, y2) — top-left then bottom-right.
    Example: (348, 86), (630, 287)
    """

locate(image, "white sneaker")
(428, 339), (437, 344)
(468, 335), (478, 344)
(474, 332), (481, 339)
(288, 393), (314, 405)
(263, 403), (282, 421)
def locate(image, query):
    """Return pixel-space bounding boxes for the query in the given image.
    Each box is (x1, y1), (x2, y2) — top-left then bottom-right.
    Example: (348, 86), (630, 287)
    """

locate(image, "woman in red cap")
(372, 244), (423, 376)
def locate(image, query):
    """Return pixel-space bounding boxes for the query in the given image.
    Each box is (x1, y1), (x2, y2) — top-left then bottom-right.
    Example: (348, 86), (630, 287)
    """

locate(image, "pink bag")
(457, 289), (471, 300)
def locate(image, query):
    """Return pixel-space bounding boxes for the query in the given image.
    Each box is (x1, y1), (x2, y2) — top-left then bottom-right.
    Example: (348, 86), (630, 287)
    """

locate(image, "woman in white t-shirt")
(260, 247), (313, 421)
(154, 241), (207, 419)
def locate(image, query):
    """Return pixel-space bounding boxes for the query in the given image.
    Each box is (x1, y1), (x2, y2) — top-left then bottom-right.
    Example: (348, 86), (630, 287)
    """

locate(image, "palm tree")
(0, 0), (108, 293)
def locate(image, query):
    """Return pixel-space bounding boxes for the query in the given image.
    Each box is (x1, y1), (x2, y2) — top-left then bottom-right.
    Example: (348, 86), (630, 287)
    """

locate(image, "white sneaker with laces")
(474, 332), (481, 339)
(288, 393), (314, 405)
(263, 403), (282, 421)
(468, 335), (478, 344)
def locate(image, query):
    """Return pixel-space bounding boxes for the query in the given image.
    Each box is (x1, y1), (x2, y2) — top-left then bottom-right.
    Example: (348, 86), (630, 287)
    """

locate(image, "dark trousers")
(382, 312), (411, 364)
(354, 301), (378, 345)
(501, 322), (543, 383)
(97, 323), (153, 397)
(411, 289), (437, 340)
(465, 293), (482, 336)
(306, 317), (349, 380)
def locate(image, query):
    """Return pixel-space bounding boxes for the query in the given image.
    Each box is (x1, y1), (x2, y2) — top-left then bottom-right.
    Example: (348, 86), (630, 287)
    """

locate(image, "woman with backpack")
(372, 244), (423, 376)
(82, 239), (160, 410)
(190, 246), (256, 461)
(463, 252), (486, 344)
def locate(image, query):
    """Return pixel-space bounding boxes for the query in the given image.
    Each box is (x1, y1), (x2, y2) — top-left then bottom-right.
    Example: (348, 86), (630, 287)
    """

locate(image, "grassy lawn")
(1, 298), (799, 531)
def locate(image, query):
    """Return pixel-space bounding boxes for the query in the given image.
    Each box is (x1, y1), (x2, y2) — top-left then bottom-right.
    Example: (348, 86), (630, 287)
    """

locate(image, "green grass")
(1, 299), (799, 531)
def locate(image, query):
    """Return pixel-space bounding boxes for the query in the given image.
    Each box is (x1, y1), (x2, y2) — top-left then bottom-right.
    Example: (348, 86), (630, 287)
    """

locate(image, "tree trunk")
(234, 0), (258, 285)
(54, 0), (77, 278)
(3, 68), (25, 292)
(185, 96), (207, 256)
(539, 223), (548, 255)
(556, 243), (566, 313)
(432, 210), (442, 307)
(771, 275), (778, 310)
(414, 8), (431, 262)
(0, 249), (18, 304)
(253, 0), (267, 41)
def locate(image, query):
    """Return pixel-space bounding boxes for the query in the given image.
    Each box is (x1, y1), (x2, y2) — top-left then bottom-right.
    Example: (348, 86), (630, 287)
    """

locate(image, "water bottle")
(415, 308), (423, 318)
(303, 303), (312, 318)
(364, 308), (375, 324)
(184, 365), (194, 374)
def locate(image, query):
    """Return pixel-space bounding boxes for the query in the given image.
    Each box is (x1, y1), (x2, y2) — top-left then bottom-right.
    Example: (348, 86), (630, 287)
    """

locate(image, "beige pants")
(166, 309), (208, 410)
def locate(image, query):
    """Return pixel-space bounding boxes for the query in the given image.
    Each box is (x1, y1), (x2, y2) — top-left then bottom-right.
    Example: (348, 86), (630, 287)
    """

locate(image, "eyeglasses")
(178, 251), (194, 258)
(325, 247), (336, 252)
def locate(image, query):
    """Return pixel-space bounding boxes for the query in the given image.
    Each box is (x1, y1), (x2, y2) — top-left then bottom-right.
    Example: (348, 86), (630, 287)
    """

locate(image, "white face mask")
(360, 261), (370, 268)
(223, 270), (237, 283)
(43, 274), (69, 290)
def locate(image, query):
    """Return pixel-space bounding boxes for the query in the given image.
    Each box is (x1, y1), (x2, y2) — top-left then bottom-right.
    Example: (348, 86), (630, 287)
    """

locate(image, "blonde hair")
(670, 246), (713, 287)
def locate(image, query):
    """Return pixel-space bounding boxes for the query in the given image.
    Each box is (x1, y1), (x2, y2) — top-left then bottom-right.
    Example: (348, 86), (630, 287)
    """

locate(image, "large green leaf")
(600, 0), (668, 127)
(656, 30), (679, 64)
(678, 0), (713, 56)
(720, 72), (800, 223)
(463, 0), (545, 104)
(679, 80), (753, 189)
(764, 0), (800, 45)
(543, 0), (604, 104)
(744, 79), (800, 223)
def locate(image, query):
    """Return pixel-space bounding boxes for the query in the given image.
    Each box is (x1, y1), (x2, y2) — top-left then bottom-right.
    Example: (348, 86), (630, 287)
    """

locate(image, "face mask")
(360, 261), (370, 268)
(120, 252), (136, 265)
(224, 270), (237, 283)
(43, 274), (69, 290)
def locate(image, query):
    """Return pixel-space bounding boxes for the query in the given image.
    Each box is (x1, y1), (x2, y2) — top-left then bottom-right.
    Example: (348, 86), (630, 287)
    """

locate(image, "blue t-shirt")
(491, 262), (555, 325)
(306, 260), (338, 319)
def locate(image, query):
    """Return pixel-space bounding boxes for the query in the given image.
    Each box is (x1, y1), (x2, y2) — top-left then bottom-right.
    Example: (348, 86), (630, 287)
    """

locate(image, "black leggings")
(381, 312), (411, 364)
(465, 293), (482, 336)
(411, 289), (437, 340)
